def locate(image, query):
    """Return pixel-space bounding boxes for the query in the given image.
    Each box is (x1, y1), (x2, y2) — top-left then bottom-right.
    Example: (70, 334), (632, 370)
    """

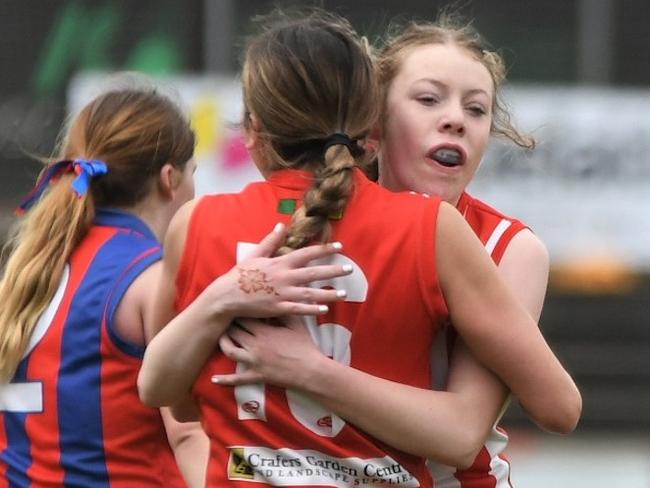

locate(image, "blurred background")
(2, 0), (649, 486)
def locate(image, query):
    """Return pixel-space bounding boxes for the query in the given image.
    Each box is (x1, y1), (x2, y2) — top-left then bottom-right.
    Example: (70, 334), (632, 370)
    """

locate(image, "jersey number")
(0, 266), (69, 413)
(234, 242), (368, 437)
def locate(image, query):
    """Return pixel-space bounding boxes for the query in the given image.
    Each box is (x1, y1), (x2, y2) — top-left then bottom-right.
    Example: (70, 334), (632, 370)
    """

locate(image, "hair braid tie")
(323, 132), (358, 153)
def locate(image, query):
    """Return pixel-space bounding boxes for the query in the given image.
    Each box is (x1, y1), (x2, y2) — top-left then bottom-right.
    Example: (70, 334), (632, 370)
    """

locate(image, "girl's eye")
(467, 105), (487, 116)
(416, 95), (439, 106)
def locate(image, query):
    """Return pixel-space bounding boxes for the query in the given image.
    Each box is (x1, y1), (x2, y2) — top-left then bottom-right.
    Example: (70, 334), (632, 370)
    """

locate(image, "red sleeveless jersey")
(176, 169), (449, 487)
(428, 192), (528, 488)
(0, 209), (185, 488)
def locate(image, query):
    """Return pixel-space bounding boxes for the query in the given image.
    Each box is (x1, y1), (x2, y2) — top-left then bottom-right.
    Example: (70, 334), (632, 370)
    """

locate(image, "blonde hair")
(0, 88), (195, 381)
(241, 10), (380, 252)
(377, 14), (534, 149)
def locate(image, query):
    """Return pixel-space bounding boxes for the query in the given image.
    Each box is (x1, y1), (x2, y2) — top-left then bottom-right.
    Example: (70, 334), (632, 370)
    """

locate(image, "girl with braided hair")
(138, 10), (579, 488)
(209, 14), (583, 488)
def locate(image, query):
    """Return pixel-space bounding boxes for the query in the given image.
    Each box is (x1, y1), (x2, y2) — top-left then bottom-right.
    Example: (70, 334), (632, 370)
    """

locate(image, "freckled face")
(378, 43), (494, 205)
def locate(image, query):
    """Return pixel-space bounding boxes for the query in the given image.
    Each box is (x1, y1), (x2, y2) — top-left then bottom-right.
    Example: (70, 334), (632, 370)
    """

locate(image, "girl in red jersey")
(0, 84), (348, 488)
(138, 10), (580, 488)
(207, 14), (581, 488)
(378, 19), (550, 487)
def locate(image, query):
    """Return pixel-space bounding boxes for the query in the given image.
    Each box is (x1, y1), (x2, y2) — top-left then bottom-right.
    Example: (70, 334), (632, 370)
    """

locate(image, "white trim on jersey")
(480, 219), (516, 487)
(427, 460), (459, 488)
(428, 219), (517, 487)
(0, 265), (70, 413)
(25, 265), (70, 357)
(485, 426), (513, 488)
(484, 219), (512, 257)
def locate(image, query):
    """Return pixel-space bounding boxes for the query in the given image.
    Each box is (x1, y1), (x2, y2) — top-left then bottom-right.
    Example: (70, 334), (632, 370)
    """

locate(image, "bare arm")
(431, 228), (552, 466)
(137, 199), (354, 408)
(212, 211), (579, 466)
(436, 203), (581, 433)
(138, 199), (217, 407)
(162, 407), (208, 488)
(216, 318), (488, 467)
(444, 229), (550, 437)
(114, 222), (209, 488)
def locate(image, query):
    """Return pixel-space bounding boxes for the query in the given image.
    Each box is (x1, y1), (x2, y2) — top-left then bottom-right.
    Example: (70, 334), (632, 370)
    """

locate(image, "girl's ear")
(368, 119), (382, 143)
(158, 163), (180, 198)
(244, 112), (273, 177)
(244, 112), (262, 150)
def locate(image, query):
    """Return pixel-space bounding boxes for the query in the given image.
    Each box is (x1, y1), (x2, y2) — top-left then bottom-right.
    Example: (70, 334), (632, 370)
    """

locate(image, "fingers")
(232, 319), (273, 339)
(282, 285), (347, 305)
(248, 223), (287, 258)
(236, 317), (307, 336)
(236, 317), (277, 330)
(224, 324), (255, 347)
(280, 315), (308, 329)
(281, 241), (344, 267)
(286, 263), (353, 285)
(218, 333), (253, 363)
(211, 370), (263, 385)
(218, 333), (238, 353)
(275, 301), (331, 316)
(231, 320), (254, 336)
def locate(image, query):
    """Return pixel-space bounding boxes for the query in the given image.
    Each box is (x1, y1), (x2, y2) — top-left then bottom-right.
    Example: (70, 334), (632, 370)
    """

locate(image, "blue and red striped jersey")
(0, 209), (185, 488)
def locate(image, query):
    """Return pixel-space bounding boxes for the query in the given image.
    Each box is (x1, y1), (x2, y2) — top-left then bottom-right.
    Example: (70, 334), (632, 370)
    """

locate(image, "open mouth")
(429, 148), (463, 168)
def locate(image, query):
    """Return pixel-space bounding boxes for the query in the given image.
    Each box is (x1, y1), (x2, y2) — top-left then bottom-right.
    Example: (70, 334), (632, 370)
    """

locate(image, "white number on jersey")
(234, 242), (368, 437)
(0, 265), (69, 413)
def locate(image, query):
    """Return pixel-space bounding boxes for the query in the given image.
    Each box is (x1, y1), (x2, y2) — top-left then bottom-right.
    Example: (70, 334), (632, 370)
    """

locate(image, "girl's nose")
(438, 104), (466, 136)
(441, 121), (466, 135)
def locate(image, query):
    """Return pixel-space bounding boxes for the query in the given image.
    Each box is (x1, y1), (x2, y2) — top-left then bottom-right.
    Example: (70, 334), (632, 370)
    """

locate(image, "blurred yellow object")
(550, 254), (638, 295)
(192, 97), (220, 158)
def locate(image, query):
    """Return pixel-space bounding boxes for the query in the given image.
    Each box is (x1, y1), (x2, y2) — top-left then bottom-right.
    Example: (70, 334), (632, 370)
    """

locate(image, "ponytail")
(0, 174), (94, 381)
(0, 86), (194, 382)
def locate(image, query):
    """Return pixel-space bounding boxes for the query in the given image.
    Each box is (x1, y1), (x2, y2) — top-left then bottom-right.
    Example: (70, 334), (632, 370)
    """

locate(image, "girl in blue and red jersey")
(0, 87), (200, 488)
(137, 10), (580, 488)
(209, 15), (582, 488)
(0, 85), (348, 488)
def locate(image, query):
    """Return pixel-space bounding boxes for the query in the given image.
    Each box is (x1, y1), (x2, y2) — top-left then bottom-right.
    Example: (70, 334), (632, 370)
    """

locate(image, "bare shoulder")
(113, 261), (163, 346)
(166, 198), (201, 246)
(499, 229), (549, 320)
(437, 200), (469, 233)
(164, 198), (202, 268)
(437, 201), (486, 254)
(501, 229), (549, 270)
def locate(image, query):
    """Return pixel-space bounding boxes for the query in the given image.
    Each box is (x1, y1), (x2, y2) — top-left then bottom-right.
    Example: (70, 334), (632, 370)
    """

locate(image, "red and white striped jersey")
(428, 191), (529, 488)
(176, 169), (450, 487)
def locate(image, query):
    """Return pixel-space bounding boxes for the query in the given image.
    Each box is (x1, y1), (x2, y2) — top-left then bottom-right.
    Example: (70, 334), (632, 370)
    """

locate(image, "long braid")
(281, 144), (356, 252)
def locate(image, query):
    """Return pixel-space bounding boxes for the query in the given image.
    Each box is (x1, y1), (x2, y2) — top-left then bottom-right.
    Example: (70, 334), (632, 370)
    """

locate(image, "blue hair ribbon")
(71, 159), (108, 197)
(16, 159), (108, 215)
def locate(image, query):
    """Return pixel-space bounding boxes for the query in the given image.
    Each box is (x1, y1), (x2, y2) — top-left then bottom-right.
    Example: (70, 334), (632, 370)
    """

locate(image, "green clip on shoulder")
(277, 198), (297, 215)
(277, 198), (343, 220)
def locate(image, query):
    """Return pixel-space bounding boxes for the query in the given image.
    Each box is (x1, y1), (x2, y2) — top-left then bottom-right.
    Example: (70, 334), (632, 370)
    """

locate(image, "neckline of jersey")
(94, 208), (157, 241)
